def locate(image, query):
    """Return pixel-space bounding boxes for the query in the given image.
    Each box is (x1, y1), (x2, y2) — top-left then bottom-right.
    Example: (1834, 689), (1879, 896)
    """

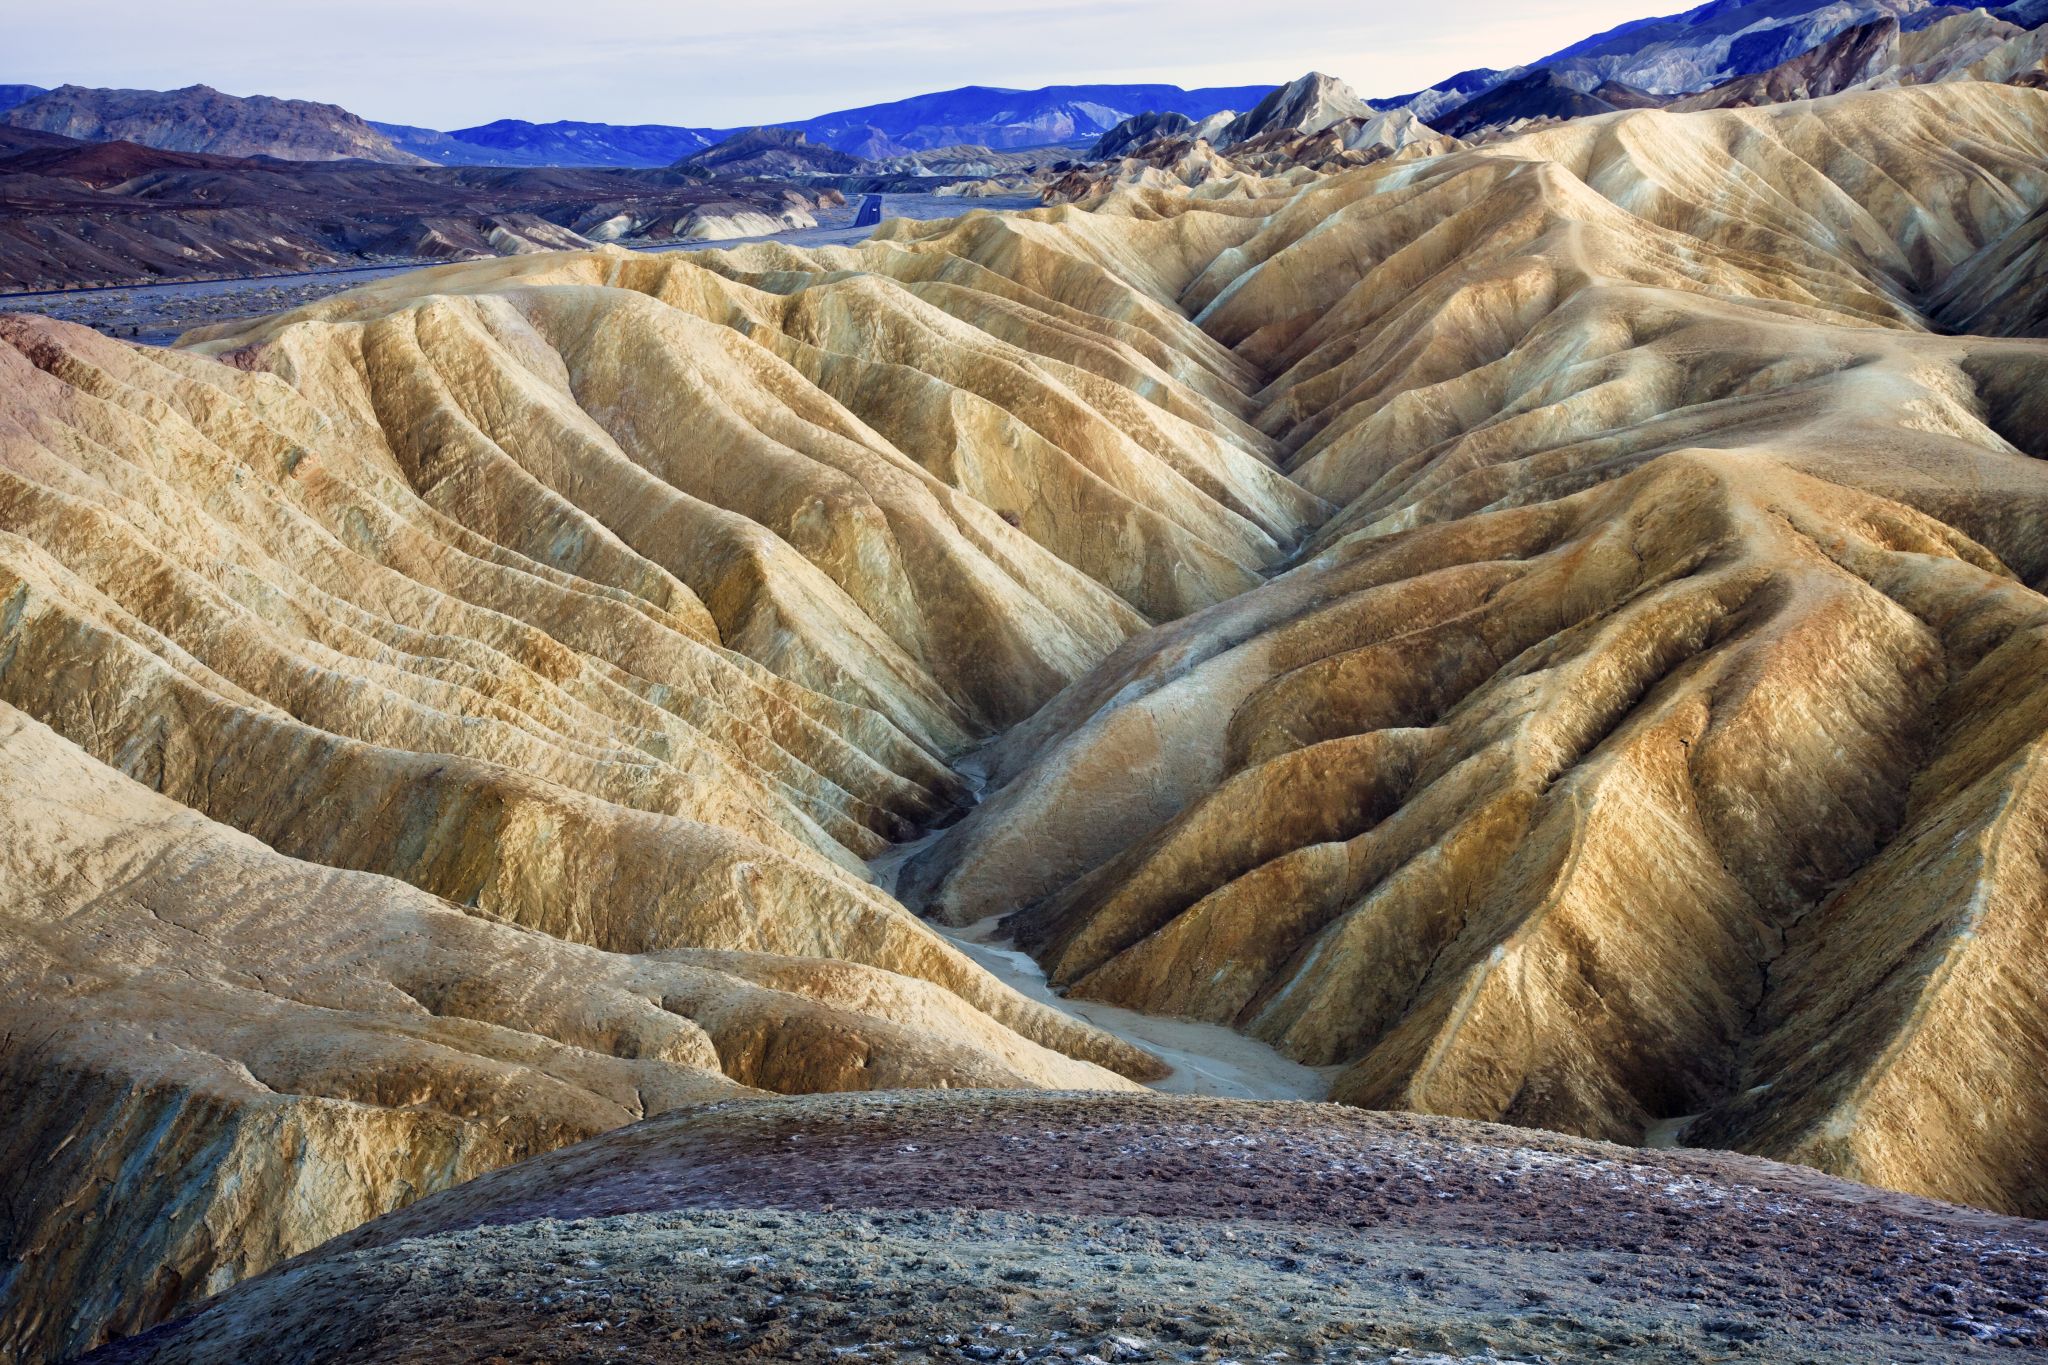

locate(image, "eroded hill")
(905, 84), (2048, 1220)
(2, 78), (2047, 1364)
(0, 187), (1315, 1359)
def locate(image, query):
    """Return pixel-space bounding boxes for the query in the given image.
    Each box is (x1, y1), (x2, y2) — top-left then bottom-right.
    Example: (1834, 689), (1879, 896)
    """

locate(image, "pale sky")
(5, 0), (1670, 129)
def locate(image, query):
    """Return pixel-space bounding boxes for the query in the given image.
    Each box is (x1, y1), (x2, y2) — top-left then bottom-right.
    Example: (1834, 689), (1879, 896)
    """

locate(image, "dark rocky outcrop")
(1437, 68), (1662, 136)
(681, 126), (869, 177)
(1676, 18), (1904, 108)
(1087, 110), (1193, 158)
(0, 141), (822, 288)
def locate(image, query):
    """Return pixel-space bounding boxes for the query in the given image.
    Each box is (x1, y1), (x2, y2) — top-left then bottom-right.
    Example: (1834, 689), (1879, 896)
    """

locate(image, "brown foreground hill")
(80, 1093), (2048, 1363)
(1, 79), (2047, 1361)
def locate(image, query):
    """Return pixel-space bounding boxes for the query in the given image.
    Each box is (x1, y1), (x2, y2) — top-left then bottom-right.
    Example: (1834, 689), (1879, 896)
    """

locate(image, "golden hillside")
(908, 84), (2048, 1216)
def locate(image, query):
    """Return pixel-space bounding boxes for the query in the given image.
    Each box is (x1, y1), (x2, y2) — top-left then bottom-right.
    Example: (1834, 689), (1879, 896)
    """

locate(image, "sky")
(6, 0), (1671, 130)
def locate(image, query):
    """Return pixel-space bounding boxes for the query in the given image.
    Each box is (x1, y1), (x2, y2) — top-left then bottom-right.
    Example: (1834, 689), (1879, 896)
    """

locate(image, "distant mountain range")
(771, 82), (1274, 155)
(0, 80), (1272, 169)
(1375, 0), (2048, 121)
(373, 82), (1276, 166)
(0, 84), (427, 163)
(9, 0), (2048, 171)
(372, 119), (719, 167)
(1083, 6), (2047, 172)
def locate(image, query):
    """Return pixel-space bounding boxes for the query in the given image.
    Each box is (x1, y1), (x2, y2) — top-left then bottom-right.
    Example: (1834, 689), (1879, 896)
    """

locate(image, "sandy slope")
(0, 193), (1311, 1358)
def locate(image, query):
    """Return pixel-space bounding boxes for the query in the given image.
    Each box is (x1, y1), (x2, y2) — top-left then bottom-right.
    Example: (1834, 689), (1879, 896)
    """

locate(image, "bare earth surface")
(91, 1092), (2048, 1365)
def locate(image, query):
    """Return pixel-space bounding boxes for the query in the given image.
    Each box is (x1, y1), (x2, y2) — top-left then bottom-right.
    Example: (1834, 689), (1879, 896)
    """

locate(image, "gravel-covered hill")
(87, 1092), (2048, 1364)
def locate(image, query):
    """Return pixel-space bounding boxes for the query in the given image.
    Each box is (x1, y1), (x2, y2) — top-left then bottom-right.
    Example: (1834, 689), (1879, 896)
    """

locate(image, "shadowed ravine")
(824, 274), (1343, 1099)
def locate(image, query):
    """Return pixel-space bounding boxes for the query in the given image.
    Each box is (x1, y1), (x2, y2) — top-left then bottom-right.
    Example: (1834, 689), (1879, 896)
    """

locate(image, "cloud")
(8, 0), (1666, 128)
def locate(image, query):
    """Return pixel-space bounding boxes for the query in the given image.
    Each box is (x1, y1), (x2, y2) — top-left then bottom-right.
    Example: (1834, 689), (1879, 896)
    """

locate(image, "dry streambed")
(931, 914), (1331, 1101)
(869, 789), (1330, 1103)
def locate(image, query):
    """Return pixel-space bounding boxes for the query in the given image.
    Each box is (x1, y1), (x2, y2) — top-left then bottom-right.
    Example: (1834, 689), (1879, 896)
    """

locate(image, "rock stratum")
(2, 78), (2047, 1362)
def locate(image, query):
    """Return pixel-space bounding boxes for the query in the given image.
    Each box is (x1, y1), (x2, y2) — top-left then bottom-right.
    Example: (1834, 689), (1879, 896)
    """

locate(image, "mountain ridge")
(0, 82), (427, 164)
(380, 81), (1278, 166)
(14, 0), (2048, 170)
(0, 79), (1275, 168)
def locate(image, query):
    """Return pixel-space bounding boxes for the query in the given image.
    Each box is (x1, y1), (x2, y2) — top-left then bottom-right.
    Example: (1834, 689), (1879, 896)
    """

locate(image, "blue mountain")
(379, 82), (1275, 167)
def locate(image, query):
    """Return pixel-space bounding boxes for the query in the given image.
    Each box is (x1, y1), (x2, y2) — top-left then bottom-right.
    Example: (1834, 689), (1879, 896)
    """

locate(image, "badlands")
(1, 76), (2047, 1363)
